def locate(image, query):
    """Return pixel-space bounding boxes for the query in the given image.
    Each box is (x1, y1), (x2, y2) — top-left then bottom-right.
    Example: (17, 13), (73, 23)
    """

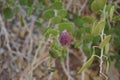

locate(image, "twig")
(66, 48), (71, 80)
(30, 37), (45, 80)
(61, 62), (73, 80)
(66, 0), (73, 10)
(79, 46), (87, 80)
(78, 0), (88, 16)
(48, 59), (55, 80)
(0, 15), (12, 52)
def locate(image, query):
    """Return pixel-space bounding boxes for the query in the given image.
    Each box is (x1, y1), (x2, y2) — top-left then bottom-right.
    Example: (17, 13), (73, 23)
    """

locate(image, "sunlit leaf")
(92, 20), (105, 36)
(106, 60), (110, 73)
(105, 43), (109, 54)
(78, 56), (94, 73)
(99, 35), (111, 49)
(44, 28), (58, 38)
(51, 16), (62, 24)
(58, 22), (74, 32)
(49, 48), (59, 58)
(58, 9), (67, 18)
(113, 16), (120, 21)
(49, 2), (62, 10)
(91, 0), (107, 13)
(110, 6), (115, 21)
(43, 9), (54, 20)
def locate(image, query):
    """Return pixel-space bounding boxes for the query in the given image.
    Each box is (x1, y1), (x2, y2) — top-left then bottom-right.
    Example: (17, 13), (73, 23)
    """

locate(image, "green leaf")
(13, 6), (19, 14)
(78, 56), (94, 73)
(109, 6), (115, 21)
(43, 9), (54, 20)
(83, 44), (91, 57)
(73, 14), (83, 27)
(27, 7), (34, 16)
(38, 0), (45, 3)
(105, 43), (109, 54)
(51, 16), (62, 24)
(58, 9), (67, 18)
(91, 21), (97, 35)
(44, 28), (58, 38)
(8, 0), (14, 6)
(19, 0), (28, 6)
(115, 60), (120, 68)
(27, 0), (33, 6)
(106, 4), (113, 13)
(58, 22), (74, 32)
(74, 42), (82, 48)
(106, 60), (110, 73)
(82, 16), (96, 23)
(20, 16), (24, 27)
(19, 0), (33, 6)
(92, 20), (105, 36)
(35, 20), (42, 27)
(49, 2), (62, 10)
(99, 35), (111, 49)
(2, 7), (13, 19)
(91, 0), (107, 13)
(49, 48), (59, 58)
(92, 36), (100, 44)
(113, 16), (120, 21)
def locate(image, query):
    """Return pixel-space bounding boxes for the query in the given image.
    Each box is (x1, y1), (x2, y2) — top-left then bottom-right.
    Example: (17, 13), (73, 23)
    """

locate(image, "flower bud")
(59, 30), (70, 46)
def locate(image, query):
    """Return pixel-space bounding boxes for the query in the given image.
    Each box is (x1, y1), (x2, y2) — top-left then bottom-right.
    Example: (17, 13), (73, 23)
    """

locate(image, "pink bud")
(59, 30), (70, 46)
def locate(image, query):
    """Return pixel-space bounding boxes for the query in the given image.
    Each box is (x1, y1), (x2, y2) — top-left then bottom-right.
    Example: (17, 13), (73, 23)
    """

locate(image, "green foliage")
(57, 9), (67, 18)
(58, 22), (74, 32)
(49, 48), (59, 58)
(43, 9), (55, 20)
(91, 0), (107, 13)
(78, 55), (94, 73)
(105, 43), (109, 54)
(110, 55), (120, 68)
(99, 35), (111, 49)
(49, 42), (62, 58)
(2, 6), (13, 19)
(113, 16), (120, 21)
(44, 27), (58, 38)
(48, 2), (62, 10)
(82, 44), (92, 57)
(51, 16), (62, 24)
(2, 0), (119, 76)
(91, 20), (105, 36)
(109, 6), (115, 21)
(19, 0), (33, 6)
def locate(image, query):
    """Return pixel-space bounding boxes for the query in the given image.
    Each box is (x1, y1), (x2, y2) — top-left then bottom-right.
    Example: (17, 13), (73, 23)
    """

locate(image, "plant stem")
(66, 47), (71, 80)
(100, 28), (104, 79)
(30, 38), (44, 80)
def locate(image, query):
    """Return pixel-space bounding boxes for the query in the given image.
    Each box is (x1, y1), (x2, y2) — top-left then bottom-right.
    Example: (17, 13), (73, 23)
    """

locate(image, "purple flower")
(59, 30), (70, 46)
